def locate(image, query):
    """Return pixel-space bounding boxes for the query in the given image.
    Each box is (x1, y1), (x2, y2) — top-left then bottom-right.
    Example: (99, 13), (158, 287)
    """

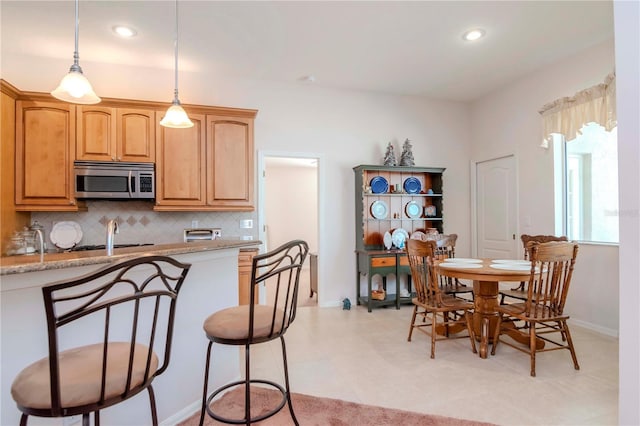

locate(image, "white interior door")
(475, 155), (518, 259)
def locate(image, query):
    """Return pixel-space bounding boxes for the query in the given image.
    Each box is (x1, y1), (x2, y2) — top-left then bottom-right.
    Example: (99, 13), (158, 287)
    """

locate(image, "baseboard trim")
(160, 400), (200, 426)
(571, 318), (618, 338)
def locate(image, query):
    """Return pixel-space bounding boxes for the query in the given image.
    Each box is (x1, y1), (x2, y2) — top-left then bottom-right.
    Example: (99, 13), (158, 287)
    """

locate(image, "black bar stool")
(199, 240), (309, 425)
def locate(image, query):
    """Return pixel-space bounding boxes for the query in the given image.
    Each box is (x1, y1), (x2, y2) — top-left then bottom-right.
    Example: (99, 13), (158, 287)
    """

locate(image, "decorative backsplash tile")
(31, 201), (258, 248)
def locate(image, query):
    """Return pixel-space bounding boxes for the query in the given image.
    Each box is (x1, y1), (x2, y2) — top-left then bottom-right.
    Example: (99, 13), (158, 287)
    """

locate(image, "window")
(555, 123), (618, 243)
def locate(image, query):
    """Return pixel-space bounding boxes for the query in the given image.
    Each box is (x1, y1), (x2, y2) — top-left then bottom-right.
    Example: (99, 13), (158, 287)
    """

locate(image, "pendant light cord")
(173, 0), (180, 103)
(71, 0), (81, 71)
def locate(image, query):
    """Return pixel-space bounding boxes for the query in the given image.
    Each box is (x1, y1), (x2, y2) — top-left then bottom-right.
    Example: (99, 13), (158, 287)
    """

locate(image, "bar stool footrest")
(205, 379), (287, 424)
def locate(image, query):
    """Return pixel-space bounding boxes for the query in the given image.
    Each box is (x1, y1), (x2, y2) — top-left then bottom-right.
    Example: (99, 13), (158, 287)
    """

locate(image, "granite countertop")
(0, 240), (261, 275)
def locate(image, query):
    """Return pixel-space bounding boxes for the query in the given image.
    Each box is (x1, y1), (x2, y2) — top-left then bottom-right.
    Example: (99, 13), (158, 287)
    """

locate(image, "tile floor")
(250, 302), (619, 425)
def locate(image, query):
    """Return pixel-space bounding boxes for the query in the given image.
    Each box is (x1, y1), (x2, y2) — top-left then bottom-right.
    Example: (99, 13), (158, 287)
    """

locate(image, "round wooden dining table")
(436, 258), (539, 359)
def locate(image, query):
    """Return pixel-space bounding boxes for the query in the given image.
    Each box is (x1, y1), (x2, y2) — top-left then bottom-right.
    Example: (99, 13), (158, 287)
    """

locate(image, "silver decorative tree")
(383, 142), (397, 166)
(399, 138), (415, 166)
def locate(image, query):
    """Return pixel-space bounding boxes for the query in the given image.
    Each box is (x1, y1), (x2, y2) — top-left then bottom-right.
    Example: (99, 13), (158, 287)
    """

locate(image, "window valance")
(538, 73), (616, 145)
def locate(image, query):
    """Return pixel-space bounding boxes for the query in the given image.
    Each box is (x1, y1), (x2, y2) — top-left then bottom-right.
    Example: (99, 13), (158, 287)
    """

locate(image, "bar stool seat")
(203, 305), (285, 342)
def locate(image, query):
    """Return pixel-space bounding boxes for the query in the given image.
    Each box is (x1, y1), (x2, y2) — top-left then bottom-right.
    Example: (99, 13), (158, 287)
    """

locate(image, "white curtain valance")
(539, 73), (616, 145)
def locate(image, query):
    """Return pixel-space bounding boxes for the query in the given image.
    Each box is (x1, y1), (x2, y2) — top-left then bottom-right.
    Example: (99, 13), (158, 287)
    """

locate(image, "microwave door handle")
(128, 170), (133, 198)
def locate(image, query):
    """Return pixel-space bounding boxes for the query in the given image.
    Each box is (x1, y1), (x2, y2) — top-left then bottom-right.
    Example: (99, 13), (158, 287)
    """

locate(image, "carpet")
(179, 386), (496, 426)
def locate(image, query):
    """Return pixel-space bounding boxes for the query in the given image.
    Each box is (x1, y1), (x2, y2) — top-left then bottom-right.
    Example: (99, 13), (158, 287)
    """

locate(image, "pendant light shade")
(160, 0), (193, 128)
(51, 0), (100, 104)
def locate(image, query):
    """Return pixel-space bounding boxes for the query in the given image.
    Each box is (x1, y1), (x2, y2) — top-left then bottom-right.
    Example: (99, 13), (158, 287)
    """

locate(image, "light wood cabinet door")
(15, 100), (84, 210)
(77, 107), (155, 162)
(117, 108), (155, 162)
(76, 106), (117, 161)
(1, 85), (30, 253)
(154, 113), (206, 207)
(206, 115), (254, 210)
(238, 248), (259, 305)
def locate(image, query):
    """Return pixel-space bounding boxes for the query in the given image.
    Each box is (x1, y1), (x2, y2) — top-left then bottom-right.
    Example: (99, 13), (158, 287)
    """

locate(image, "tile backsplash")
(31, 201), (258, 248)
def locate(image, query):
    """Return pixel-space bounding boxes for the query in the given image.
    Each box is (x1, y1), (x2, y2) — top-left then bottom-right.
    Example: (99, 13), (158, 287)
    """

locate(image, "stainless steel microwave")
(74, 161), (155, 200)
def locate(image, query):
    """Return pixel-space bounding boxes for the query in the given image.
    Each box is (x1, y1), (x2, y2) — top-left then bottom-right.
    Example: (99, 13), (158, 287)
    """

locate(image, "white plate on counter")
(443, 258), (482, 263)
(439, 263), (483, 269)
(50, 221), (83, 249)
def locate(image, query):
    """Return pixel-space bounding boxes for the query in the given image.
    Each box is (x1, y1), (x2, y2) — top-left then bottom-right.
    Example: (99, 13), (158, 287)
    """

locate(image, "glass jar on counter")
(20, 227), (37, 254)
(7, 231), (26, 256)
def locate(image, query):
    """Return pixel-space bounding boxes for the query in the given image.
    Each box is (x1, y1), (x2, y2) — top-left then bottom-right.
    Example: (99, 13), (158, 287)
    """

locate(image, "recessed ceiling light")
(112, 25), (137, 38)
(300, 75), (316, 84)
(462, 28), (485, 42)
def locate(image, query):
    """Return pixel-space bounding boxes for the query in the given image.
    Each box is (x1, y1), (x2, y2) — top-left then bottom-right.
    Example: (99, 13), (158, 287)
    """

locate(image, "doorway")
(472, 155), (518, 259)
(258, 152), (320, 307)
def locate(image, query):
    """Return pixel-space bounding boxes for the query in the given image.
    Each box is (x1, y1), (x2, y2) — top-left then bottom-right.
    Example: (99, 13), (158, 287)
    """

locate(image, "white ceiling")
(1, 1), (614, 102)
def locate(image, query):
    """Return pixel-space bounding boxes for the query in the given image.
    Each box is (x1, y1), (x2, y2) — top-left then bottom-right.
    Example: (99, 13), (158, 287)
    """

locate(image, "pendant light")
(51, 0), (101, 104)
(160, 0), (193, 128)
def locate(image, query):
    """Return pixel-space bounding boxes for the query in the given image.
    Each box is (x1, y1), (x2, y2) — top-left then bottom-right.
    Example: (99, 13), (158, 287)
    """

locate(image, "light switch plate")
(240, 219), (253, 229)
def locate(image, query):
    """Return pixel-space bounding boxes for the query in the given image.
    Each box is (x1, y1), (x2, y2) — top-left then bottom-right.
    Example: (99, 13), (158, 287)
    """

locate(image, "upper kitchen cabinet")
(15, 100), (86, 211)
(154, 108), (257, 211)
(155, 113), (207, 207)
(76, 106), (155, 162)
(206, 115), (254, 210)
(1, 80), (30, 253)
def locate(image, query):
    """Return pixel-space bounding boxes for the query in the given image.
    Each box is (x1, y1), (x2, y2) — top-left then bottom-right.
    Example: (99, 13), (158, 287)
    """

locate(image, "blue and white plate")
(370, 200), (389, 219)
(403, 177), (421, 194)
(370, 176), (389, 194)
(405, 201), (422, 219)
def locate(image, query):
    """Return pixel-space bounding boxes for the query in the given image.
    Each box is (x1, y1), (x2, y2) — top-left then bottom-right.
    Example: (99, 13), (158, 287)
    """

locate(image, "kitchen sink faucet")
(106, 219), (119, 256)
(34, 229), (44, 263)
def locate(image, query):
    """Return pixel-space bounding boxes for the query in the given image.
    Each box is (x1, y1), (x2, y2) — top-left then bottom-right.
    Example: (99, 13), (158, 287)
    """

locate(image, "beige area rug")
(179, 386), (496, 426)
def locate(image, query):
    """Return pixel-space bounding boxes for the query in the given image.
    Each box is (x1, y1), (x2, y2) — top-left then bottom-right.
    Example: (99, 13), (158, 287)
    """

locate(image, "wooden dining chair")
(10, 255), (191, 426)
(405, 239), (477, 359)
(199, 240), (309, 425)
(491, 241), (580, 376)
(433, 234), (474, 300)
(499, 234), (568, 304)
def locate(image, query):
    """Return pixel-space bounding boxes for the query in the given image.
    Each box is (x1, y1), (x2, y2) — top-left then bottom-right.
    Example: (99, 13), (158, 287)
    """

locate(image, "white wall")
(613, 1), (640, 423)
(470, 39), (618, 335)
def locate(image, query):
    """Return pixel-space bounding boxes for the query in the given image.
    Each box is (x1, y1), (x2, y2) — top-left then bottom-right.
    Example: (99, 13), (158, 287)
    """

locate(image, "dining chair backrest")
(406, 239), (441, 305)
(521, 234), (568, 260)
(434, 233), (457, 260)
(525, 241), (579, 317)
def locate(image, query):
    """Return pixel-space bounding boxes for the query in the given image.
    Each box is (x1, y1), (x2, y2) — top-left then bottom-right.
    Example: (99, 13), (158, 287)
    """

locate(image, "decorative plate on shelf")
(391, 228), (409, 249)
(403, 177), (421, 194)
(370, 200), (389, 219)
(383, 231), (393, 250)
(50, 221), (83, 249)
(405, 201), (422, 219)
(370, 176), (389, 194)
(410, 231), (427, 241)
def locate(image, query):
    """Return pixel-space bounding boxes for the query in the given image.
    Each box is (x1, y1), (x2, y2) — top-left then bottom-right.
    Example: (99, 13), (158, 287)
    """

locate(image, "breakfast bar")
(0, 240), (259, 425)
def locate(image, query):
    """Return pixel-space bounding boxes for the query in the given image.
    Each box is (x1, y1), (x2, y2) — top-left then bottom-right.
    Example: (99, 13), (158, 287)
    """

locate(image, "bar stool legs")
(199, 337), (299, 426)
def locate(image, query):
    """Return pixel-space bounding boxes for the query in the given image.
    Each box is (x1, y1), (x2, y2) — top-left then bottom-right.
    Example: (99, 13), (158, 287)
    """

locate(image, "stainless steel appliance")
(74, 161), (155, 199)
(184, 228), (222, 242)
